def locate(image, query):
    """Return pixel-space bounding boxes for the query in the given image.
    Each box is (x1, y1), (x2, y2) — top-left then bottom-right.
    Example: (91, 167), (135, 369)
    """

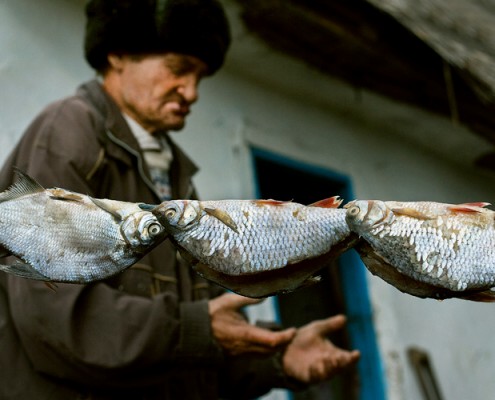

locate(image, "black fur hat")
(84, 0), (230, 74)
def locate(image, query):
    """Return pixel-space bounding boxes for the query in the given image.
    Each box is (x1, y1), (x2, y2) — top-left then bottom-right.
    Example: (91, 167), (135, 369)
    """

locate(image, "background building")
(1, 1), (495, 399)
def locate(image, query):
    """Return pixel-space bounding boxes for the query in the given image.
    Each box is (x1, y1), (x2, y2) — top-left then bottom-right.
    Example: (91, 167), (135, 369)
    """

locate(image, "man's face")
(106, 53), (209, 132)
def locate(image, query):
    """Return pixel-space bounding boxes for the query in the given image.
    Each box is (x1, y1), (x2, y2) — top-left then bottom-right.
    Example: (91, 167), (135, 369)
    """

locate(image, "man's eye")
(167, 60), (191, 76)
(169, 65), (187, 76)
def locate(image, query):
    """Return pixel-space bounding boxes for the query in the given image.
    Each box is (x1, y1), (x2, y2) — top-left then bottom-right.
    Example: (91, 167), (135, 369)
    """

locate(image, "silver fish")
(0, 170), (166, 283)
(152, 197), (357, 297)
(345, 199), (495, 301)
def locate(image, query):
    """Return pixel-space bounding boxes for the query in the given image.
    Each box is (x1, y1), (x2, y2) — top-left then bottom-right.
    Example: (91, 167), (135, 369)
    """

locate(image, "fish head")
(152, 200), (201, 233)
(121, 211), (166, 252)
(345, 200), (393, 234)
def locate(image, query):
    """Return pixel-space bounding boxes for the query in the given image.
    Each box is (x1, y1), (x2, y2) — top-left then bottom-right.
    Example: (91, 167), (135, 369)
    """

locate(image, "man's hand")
(209, 293), (296, 356)
(282, 315), (360, 384)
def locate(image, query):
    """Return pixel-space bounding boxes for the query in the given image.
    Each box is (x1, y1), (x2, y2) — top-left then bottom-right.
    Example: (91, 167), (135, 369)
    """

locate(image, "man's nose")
(177, 75), (199, 103)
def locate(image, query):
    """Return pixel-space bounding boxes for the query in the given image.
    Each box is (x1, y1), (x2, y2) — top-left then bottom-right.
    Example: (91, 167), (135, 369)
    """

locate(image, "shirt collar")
(122, 114), (162, 151)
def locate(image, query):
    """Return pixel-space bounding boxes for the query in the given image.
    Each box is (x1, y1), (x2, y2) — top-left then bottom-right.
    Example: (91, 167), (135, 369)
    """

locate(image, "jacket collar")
(77, 80), (141, 166)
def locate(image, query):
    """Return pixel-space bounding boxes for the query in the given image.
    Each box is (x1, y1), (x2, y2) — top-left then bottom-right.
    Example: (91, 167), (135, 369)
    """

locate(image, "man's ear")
(107, 53), (125, 71)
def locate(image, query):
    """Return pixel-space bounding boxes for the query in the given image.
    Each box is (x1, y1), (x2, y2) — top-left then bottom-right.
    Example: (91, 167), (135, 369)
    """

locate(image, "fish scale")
(153, 197), (357, 297)
(345, 199), (495, 301)
(0, 170), (166, 283)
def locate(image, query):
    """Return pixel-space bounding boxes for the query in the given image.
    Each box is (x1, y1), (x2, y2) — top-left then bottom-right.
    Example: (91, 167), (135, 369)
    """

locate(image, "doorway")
(251, 147), (385, 400)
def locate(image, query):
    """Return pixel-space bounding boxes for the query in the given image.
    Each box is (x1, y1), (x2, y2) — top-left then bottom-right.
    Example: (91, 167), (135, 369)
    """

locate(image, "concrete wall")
(186, 58), (495, 400)
(0, 0), (93, 155)
(1, 0), (495, 399)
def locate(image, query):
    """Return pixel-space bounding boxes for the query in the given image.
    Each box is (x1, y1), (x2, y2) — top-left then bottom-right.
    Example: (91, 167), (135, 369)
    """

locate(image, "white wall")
(2, 1), (495, 399)
(0, 0), (93, 160)
(183, 65), (495, 400)
(181, 4), (495, 400)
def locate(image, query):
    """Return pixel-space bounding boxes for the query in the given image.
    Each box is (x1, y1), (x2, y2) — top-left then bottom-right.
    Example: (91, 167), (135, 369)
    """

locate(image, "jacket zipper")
(105, 129), (161, 201)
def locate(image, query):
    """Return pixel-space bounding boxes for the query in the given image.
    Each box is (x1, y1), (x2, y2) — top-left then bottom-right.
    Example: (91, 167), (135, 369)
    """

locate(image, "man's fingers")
(228, 293), (265, 309)
(310, 314), (347, 335)
(327, 349), (361, 374)
(226, 327), (297, 356)
(326, 348), (361, 367)
(214, 293), (264, 311)
(244, 326), (297, 348)
(348, 349), (361, 363)
(306, 349), (361, 383)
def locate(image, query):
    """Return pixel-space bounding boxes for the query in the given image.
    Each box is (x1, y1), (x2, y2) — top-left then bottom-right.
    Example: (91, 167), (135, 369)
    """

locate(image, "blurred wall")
(0, 0), (93, 157)
(1, 1), (495, 399)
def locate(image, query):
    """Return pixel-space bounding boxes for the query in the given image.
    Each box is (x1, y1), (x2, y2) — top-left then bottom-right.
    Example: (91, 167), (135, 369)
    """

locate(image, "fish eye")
(148, 223), (163, 236)
(165, 209), (176, 219)
(348, 206), (360, 216)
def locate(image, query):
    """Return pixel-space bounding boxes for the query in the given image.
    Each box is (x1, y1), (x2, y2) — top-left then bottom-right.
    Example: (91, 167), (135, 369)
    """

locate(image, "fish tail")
(460, 289), (495, 303)
(0, 168), (45, 203)
(0, 262), (51, 281)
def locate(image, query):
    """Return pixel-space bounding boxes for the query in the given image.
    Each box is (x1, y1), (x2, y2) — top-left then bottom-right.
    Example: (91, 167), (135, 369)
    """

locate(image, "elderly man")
(0, 0), (359, 399)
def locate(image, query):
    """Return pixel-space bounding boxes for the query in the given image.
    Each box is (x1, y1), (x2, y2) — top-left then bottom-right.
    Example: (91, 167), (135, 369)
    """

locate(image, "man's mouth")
(165, 101), (189, 115)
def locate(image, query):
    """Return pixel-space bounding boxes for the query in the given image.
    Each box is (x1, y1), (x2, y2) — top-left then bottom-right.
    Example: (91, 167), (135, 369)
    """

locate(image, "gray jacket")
(0, 80), (290, 399)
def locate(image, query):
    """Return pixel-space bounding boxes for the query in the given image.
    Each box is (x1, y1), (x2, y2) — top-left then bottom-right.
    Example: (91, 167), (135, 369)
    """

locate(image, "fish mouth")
(363, 200), (393, 229)
(364, 200), (394, 230)
(151, 201), (201, 231)
(177, 201), (202, 228)
(346, 200), (392, 232)
(120, 211), (164, 249)
(151, 203), (180, 227)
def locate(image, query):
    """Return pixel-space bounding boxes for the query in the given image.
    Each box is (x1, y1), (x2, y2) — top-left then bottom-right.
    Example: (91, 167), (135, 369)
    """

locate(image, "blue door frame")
(250, 147), (386, 400)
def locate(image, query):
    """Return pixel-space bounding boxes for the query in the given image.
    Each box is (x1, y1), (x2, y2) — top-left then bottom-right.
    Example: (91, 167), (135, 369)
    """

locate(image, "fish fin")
(448, 204), (486, 213)
(391, 208), (433, 220)
(203, 207), (239, 233)
(253, 199), (287, 206)
(459, 202), (491, 208)
(295, 275), (322, 289)
(0, 262), (51, 281)
(138, 203), (156, 211)
(459, 289), (495, 302)
(90, 197), (123, 220)
(0, 169), (45, 203)
(309, 196), (343, 208)
(44, 282), (58, 292)
(48, 189), (84, 202)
